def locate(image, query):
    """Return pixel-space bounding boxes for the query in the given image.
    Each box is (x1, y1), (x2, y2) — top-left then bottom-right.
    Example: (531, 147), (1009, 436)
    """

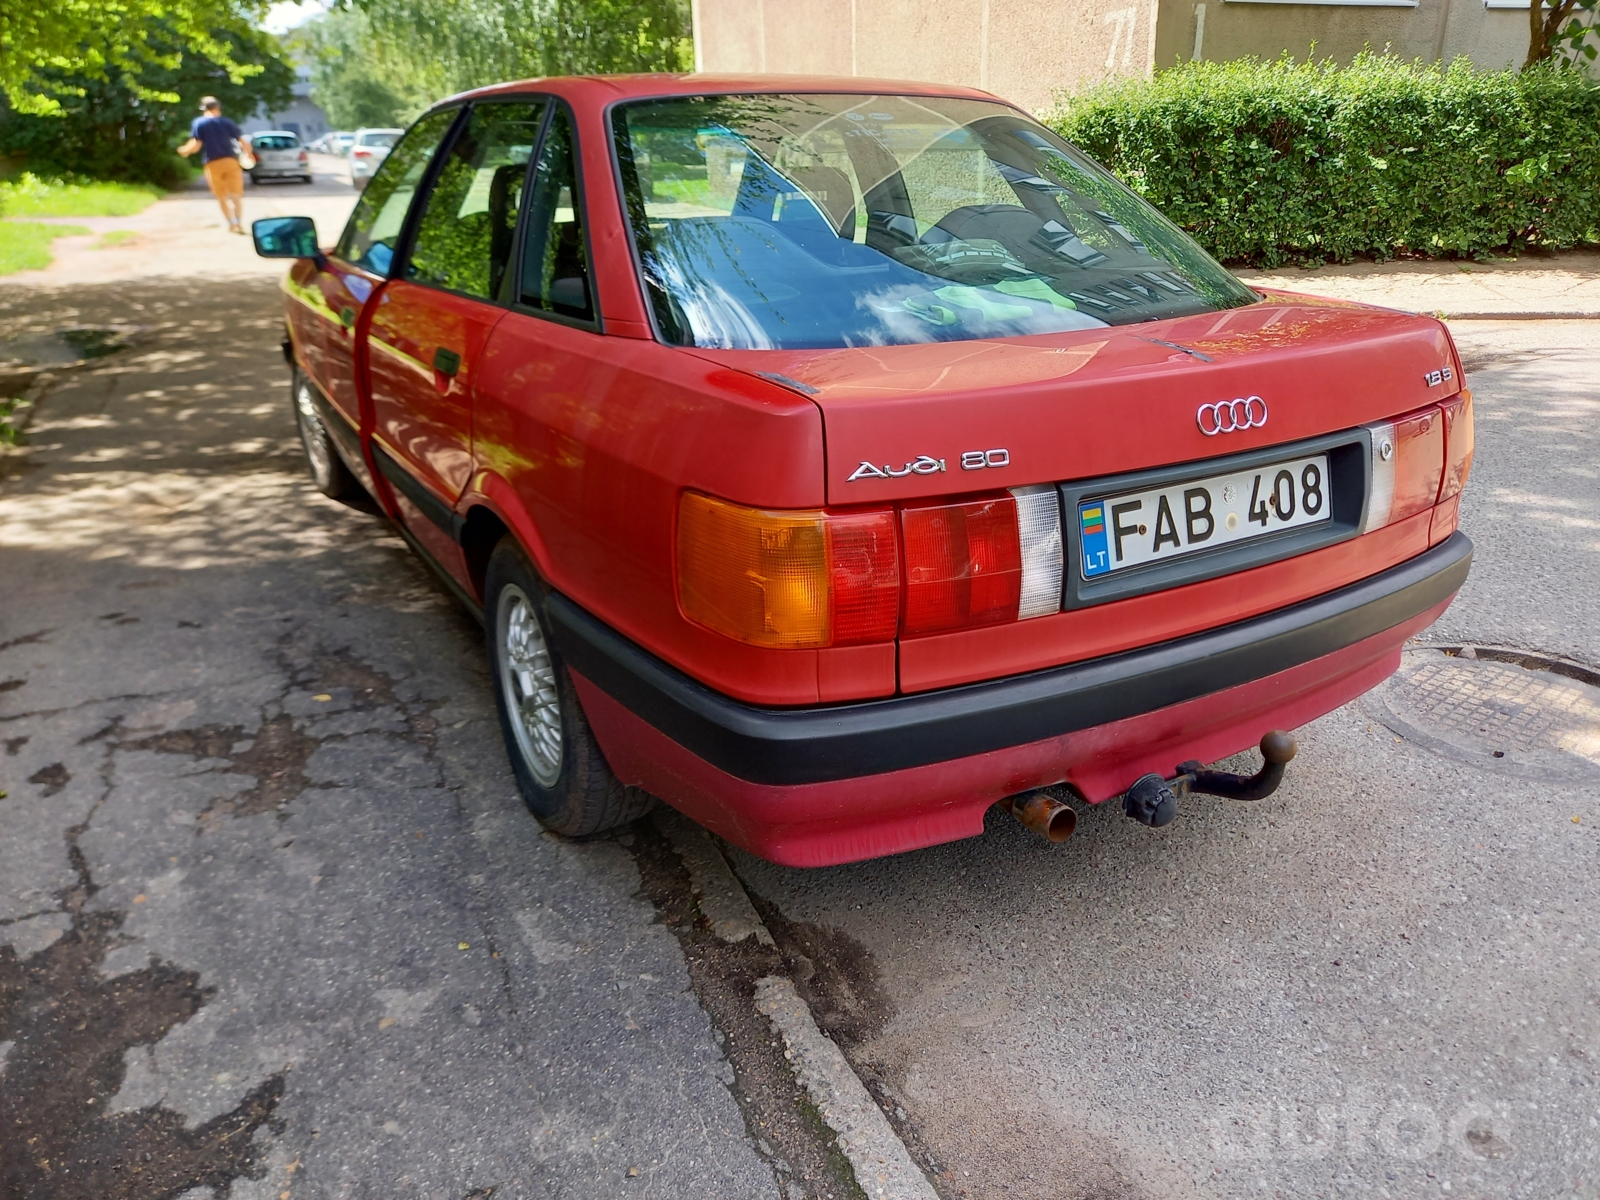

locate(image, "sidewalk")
(2, 154), (359, 286)
(1237, 249), (1600, 319)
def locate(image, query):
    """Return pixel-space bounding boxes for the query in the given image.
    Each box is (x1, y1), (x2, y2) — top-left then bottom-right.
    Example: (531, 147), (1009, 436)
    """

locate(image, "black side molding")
(370, 442), (465, 542)
(547, 533), (1473, 787)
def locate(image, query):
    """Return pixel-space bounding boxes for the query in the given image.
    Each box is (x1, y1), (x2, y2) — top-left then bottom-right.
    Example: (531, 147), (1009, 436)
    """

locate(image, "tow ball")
(1123, 731), (1299, 828)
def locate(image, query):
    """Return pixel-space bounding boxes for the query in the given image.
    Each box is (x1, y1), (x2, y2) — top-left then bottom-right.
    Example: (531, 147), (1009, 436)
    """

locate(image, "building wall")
(692, 0), (1163, 113)
(241, 67), (331, 140)
(1156, 0), (1543, 72)
(694, 0), (1562, 117)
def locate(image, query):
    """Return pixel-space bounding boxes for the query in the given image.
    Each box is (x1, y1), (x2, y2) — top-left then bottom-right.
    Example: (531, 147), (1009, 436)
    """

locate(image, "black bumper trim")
(547, 532), (1472, 787)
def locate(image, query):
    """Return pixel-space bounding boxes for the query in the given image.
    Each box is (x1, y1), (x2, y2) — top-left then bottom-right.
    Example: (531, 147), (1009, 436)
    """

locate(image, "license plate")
(1079, 453), (1330, 578)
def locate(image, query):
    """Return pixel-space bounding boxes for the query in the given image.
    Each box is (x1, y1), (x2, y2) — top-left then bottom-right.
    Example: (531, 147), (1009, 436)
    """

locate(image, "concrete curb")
(755, 976), (942, 1200)
(662, 817), (773, 946)
(662, 813), (941, 1200)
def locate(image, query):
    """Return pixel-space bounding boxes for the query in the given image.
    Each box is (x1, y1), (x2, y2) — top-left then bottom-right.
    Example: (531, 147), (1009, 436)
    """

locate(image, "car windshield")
(613, 93), (1257, 350)
(360, 131), (400, 148)
(255, 135), (298, 150)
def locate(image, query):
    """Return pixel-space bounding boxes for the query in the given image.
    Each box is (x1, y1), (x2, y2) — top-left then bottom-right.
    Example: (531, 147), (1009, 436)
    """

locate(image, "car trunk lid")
(695, 296), (1460, 505)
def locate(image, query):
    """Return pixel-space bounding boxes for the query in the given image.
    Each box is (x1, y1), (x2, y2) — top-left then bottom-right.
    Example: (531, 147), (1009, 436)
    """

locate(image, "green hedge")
(1045, 55), (1600, 268)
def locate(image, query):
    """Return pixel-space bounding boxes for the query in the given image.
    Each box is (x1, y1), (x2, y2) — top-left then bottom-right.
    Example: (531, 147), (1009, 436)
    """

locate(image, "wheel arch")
(458, 473), (557, 604)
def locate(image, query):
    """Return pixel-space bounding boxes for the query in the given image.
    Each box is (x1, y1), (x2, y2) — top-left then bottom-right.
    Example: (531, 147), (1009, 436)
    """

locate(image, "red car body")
(272, 74), (1472, 866)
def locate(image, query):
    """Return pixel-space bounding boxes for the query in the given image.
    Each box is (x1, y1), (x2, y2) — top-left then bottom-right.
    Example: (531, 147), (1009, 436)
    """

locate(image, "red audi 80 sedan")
(252, 74), (1474, 867)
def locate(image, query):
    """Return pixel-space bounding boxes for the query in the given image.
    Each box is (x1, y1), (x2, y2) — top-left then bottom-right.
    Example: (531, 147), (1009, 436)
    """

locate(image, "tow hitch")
(1123, 731), (1299, 828)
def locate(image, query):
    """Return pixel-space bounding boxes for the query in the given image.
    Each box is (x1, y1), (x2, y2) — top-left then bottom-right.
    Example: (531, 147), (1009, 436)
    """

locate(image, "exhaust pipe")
(1001, 789), (1078, 842)
(1124, 731), (1300, 827)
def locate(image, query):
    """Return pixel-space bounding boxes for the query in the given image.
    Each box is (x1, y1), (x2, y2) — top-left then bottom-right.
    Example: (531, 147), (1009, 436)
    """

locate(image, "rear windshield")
(254, 135), (298, 150)
(359, 131), (401, 148)
(612, 94), (1257, 350)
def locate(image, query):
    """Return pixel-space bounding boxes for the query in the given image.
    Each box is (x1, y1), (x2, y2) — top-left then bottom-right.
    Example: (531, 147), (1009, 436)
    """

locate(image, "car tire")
(291, 370), (360, 500)
(485, 538), (654, 838)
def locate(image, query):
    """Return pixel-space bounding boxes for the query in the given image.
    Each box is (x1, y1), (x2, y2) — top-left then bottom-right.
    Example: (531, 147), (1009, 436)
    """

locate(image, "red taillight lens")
(353, 148), (372, 159)
(1439, 389), (1474, 502)
(1361, 405), (1445, 533)
(676, 492), (898, 648)
(902, 494), (1022, 635)
(298, 150), (309, 161)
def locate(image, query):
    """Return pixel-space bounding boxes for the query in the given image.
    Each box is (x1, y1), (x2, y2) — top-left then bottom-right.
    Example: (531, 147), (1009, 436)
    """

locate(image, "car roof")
(437, 72), (1005, 110)
(255, 130), (299, 138)
(354, 128), (404, 135)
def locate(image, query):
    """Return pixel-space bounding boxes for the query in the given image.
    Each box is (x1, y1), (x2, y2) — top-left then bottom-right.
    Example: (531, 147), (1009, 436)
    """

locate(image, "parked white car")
(309, 131), (356, 156)
(348, 128), (403, 189)
(248, 131), (312, 185)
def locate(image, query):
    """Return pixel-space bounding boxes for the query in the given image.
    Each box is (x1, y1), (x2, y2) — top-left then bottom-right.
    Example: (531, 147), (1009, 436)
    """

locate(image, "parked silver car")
(249, 131), (312, 185)
(348, 128), (403, 189)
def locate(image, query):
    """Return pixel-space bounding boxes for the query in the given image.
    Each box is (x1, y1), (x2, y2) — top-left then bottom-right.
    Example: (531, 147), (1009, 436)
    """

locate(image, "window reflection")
(520, 107), (594, 323)
(408, 101), (547, 301)
(335, 109), (457, 276)
(613, 95), (1258, 350)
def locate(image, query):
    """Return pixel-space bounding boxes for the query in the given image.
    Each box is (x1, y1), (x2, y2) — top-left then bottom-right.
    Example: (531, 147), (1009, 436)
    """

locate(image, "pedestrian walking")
(178, 97), (252, 234)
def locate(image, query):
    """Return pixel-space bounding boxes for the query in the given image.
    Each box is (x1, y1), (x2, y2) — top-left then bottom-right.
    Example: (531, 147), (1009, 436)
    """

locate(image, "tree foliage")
(0, 22), (292, 186)
(296, 0), (692, 128)
(1048, 54), (1600, 268)
(0, 0), (276, 116)
(1526, 0), (1599, 69)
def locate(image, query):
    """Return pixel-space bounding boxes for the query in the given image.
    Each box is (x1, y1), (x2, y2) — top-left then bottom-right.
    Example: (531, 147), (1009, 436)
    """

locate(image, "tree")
(1526, 0), (1599, 68)
(0, 23), (292, 185)
(291, 8), (411, 129)
(0, 0), (277, 117)
(295, 0), (691, 126)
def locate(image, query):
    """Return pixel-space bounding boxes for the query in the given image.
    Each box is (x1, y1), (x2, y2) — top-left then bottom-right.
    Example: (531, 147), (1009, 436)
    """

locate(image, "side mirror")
(252, 216), (327, 269)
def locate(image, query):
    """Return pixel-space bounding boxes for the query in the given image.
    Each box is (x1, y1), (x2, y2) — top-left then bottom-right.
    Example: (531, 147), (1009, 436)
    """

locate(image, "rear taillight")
(298, 150), (309, 161)
(900, 486), (1062, 636)
(1360, 405), (1445, 534)
(353, 148), (372, 159)
(1439, 389), (1474, 501)
(676, 493), (898, 648)
(678, 485), (1064, 647)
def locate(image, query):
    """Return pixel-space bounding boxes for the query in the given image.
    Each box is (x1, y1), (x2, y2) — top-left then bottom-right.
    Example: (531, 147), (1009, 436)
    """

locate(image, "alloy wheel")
(295, 379), (334, 490)
(497, 586), (563, 788)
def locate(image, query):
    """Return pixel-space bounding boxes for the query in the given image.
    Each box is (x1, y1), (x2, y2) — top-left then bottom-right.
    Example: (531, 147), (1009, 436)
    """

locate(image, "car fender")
(456, 469), (558, 591)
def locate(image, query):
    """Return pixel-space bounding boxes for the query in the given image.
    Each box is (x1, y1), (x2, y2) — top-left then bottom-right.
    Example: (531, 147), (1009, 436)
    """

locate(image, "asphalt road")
(1, 263), (1596, 1200)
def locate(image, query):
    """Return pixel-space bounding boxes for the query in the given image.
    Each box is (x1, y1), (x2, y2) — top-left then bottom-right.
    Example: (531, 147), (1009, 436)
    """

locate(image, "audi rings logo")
(1197, 395), (1268, 436)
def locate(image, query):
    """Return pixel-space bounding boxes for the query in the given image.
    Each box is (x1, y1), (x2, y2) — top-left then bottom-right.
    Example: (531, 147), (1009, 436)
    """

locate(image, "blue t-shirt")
(190, 115), (243, 164)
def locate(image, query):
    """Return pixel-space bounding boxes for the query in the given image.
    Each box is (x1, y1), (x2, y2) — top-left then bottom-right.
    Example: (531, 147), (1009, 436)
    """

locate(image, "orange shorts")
(204, 156), (244, 199)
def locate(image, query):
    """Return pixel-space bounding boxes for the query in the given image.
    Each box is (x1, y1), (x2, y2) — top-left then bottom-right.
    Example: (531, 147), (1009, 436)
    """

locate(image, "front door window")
(334, 109), (457, 276)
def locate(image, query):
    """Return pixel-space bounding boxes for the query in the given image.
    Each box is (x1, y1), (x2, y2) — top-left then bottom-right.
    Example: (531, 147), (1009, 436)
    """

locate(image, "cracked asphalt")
(2, 257), (1598, 1200)
(0, 281), (791, 1200)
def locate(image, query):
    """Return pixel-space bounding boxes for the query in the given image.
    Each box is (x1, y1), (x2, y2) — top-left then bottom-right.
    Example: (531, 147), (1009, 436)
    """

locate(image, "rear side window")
(334, 110), (457, 276)
(406, 101), (547, 301)
(518, 106), (594, 323)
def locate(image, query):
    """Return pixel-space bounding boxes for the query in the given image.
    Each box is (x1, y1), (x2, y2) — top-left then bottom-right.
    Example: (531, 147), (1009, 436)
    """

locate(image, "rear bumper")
(554, 532), (1471, 865)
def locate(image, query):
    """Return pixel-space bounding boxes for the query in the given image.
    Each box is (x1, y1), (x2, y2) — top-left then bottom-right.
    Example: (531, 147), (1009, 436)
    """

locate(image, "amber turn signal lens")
(676, 492), (899, 648)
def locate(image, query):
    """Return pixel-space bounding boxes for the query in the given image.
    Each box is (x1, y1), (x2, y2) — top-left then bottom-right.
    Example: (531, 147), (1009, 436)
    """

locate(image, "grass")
(0, 173), (164, 218)
(98, 229), (140, 249)
(0, 221), (92, 275)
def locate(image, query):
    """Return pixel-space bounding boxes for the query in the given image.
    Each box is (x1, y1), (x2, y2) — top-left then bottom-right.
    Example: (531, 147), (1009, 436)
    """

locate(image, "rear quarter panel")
(469, 312), (887, 705)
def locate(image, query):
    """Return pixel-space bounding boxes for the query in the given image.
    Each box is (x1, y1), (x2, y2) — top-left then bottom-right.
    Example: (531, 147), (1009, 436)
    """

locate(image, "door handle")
(432, 347), (462, 377)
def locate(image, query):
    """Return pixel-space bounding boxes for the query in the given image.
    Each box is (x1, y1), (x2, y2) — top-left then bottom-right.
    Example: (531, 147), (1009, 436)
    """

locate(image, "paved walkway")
(1238, 250), (1600, 319)
(3, 154), (359, 286)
